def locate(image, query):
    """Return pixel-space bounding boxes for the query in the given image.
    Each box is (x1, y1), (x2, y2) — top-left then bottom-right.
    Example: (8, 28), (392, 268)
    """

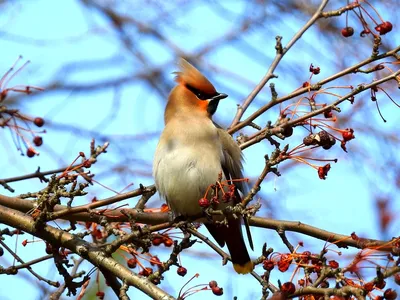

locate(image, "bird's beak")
(211, 93), (228, 101)
(207, 93), (227, 116)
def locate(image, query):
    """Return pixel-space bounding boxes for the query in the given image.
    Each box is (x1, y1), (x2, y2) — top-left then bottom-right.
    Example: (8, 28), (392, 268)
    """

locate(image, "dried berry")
(318, 164), (331, 180)
(282, 126), (293, 137)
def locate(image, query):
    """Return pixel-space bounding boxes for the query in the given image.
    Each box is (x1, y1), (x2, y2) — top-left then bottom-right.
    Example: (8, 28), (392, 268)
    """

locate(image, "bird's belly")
(154, 146), (222, 217)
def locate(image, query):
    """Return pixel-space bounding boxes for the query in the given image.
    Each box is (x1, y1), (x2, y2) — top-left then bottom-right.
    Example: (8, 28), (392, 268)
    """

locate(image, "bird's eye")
(186, 84), (210, 100)
(195, 91), (208, 100)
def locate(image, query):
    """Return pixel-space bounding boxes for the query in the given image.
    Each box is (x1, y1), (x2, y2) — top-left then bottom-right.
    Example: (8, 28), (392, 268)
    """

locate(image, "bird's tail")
(205, 219), (253, 274)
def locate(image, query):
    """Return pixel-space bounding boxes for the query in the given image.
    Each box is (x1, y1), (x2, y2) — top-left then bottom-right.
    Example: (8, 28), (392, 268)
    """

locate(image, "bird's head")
(164, 58), (227, 124)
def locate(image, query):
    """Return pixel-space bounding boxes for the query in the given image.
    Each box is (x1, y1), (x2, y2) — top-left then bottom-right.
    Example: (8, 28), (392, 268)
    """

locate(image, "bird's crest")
(173, 58), (217, 95)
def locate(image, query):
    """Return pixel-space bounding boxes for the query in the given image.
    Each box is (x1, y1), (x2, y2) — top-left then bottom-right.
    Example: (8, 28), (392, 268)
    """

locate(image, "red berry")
(127, 258), (137, 268)
(198, 197), (210, 207)
(342, 128), (355, 141)
(328, 260), (339, 268)
(26, 147), (36, 157)
(96, 291), (105, 299)
(33, 117), (45, 127)
(376, 21), (393, 35)
(152, 236), (163, 246)
(281, 282), (296, 294)
(384, 288), (397, 300)
(150, 256), (160, 266)
(211, 287), (223, 296)
(318, 164), (331, 180)
(263, 259), (275, 271)
(300, 251), (311, 263)
(341, 26), (354, 37)
(33, 136), (43, 146)
(363, 282), (374, 293)
(163, 238), (173, 247)
(394, 273), (400, 285)
(139, 267), (153, 277)
(177, 266), (187, 276)
(209, 280), (218, 288)
(277, 255), (290, 272)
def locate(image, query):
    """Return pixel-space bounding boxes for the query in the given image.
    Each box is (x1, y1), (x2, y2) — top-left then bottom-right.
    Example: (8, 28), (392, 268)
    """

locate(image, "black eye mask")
(185, 84), (216, 100)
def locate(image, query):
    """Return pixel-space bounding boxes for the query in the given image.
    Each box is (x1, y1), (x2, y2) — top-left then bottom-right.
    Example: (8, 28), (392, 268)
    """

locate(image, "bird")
(153, 58), (253, 274)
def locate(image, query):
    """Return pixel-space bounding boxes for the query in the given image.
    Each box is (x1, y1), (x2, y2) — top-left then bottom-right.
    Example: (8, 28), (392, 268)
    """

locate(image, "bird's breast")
(153, 120), (223, 217)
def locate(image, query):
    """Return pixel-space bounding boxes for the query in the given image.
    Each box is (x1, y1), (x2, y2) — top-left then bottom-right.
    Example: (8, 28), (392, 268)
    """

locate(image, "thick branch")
(0, 204), (175, 300)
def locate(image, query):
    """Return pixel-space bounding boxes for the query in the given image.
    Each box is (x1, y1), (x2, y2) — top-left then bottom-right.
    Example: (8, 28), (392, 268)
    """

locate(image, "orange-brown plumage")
(173, 58), (217, 95)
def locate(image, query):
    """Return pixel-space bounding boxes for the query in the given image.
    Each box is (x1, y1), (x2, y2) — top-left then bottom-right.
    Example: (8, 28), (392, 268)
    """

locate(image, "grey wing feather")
(216, 125), (254, 250)
(216, 127), (247, 194)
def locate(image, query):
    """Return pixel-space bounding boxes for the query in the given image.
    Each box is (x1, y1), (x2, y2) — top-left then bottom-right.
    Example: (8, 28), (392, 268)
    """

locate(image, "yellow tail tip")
(233, 261), (254, 274)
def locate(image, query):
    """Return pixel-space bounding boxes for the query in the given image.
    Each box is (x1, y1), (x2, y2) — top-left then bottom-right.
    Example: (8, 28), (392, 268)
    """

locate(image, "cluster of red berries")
(363, 280), (397, 300)
(152, 234), (173, 247)
(342, 21), (392, 38)
(26, 117), (45, 158)
(198, 184), (237, 208)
